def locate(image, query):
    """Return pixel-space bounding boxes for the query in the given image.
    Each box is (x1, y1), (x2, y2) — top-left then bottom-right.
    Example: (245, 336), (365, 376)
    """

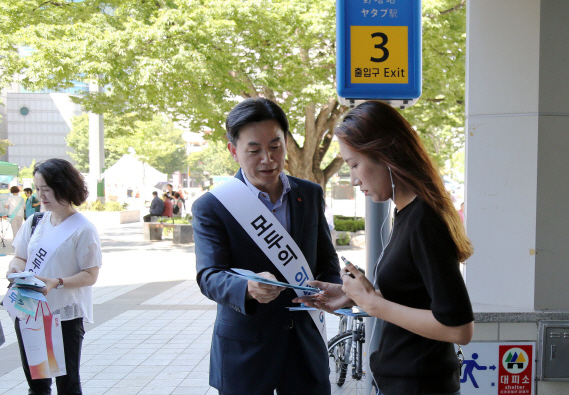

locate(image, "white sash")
(210, 178), (327, 342)
(3, 212), (89, 321)
(8, 197), (24, 220)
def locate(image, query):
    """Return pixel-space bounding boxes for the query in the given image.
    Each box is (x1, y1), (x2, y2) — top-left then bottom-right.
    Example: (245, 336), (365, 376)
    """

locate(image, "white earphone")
(370, 165), (396, 391)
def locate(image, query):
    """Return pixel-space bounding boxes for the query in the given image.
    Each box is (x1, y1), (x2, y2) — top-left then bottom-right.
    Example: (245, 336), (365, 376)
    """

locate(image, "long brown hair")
(335, 101), (473, 262)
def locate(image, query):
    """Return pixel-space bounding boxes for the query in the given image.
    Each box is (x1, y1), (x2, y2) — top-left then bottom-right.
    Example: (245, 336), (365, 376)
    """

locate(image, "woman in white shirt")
(5, 185), (25, 238)
(6, 158), (102, 395)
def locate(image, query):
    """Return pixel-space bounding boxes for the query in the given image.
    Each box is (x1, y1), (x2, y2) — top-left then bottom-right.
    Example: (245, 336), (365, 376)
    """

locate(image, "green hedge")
(79, 201), (128, 211)
(337, 233), (351, 245)
(159, 216), (191, 224)
(334, 215), (365, 232)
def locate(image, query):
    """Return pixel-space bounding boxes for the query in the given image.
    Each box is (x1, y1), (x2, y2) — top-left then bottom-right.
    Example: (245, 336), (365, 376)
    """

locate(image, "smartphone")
(341, 256), (356, 278)
(341, 256), (365, 276)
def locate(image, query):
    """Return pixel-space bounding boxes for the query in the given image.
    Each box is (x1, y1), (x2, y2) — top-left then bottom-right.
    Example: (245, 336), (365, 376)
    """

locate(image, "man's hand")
(246, 272), (285, 303)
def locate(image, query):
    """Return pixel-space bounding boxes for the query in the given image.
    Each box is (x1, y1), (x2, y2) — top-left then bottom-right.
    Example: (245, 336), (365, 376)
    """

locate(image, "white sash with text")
(210, 178), (327, 342)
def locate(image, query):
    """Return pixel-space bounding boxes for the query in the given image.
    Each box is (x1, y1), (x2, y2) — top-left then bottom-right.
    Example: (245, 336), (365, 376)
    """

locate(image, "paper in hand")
(227, 268), (320, 293)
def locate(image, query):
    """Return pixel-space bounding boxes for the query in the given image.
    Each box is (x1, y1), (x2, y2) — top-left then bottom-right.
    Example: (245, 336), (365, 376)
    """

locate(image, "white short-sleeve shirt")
(13, 211), (102, 322)
(6, 195), (25, 218)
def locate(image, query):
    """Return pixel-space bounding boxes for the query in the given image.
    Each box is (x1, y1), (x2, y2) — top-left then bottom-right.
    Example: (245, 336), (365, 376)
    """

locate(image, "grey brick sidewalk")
(0, 219), (364, 395)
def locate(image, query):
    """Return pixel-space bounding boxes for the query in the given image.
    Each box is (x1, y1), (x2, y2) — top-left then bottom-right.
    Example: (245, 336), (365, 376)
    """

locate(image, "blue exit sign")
(337, 0), (422, 105)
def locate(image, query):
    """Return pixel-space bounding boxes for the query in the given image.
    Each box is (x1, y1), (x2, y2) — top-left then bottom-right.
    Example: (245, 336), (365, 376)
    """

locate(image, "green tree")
(406, 0), (467, 170)
(1, 0), (467, 184)
(0, 139), (13, 156)
(19, 159), (36, 179)
(66, 113), (188, 175)
(187, 140), (240, 185)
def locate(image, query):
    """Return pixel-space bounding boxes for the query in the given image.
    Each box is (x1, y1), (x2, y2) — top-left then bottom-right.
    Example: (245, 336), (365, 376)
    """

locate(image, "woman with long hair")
(295, 101), (474, 395)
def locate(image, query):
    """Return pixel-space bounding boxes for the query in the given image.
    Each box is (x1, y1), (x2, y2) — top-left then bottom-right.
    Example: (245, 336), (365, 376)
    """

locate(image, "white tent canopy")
(102, 154), (166, 201)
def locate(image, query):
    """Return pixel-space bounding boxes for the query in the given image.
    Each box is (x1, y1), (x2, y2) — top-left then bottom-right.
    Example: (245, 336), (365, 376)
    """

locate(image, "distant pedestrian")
(162, 192), (173, 219)
(177, 185), (186, 211)
(5, 186), (25, 238)
(23, 188), (41, 220)
(143, 191), (164, 222)
(458, 202), (465, 223)
(166, 184), (175, 200)
(172, 192), (183, 216)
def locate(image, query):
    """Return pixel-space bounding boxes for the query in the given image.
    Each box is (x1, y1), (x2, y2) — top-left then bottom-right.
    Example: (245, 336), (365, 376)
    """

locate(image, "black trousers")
(16, 317), (85, 395)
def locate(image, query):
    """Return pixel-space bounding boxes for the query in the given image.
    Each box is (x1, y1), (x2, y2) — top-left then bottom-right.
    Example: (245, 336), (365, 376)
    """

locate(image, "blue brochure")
(226, 268), (321, 294)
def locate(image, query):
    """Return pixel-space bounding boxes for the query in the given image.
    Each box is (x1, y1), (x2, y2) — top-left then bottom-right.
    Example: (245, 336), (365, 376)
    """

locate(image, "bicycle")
(328, 313), (368, 394)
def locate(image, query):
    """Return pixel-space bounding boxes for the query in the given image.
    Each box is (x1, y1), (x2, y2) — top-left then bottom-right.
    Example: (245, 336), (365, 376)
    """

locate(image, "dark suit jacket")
(149, 196), (164, 215)
(192, 170), (341, 394)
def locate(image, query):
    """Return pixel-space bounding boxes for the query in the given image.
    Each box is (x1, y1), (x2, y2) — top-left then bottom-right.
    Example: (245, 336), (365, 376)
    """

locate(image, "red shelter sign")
(498, 345), (533, 395)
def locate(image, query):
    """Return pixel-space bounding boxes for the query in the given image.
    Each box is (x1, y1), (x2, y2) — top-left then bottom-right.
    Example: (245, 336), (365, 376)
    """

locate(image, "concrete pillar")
(88, 81), (105, 202)
(465, 0), (569, 312)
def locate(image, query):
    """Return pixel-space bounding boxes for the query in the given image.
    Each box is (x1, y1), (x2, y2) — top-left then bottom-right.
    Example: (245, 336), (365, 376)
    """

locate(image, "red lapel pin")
(298, 198), (302, 202)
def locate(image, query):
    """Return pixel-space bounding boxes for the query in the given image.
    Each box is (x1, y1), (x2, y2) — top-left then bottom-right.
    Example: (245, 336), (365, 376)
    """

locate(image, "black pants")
(16, 317), (85, 395)
(143, 214), (162, 222)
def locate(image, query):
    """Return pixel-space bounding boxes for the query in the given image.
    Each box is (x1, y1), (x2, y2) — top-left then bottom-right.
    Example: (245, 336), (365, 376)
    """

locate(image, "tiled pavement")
(0, 219), (365, 395)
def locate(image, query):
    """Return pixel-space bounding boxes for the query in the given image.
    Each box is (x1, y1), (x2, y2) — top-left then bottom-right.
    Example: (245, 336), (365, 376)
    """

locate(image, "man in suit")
(192, 98), (341, 395)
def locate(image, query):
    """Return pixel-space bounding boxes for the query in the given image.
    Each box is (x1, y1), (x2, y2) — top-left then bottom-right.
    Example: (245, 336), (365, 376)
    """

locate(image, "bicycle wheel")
(327, 331), (367, 394)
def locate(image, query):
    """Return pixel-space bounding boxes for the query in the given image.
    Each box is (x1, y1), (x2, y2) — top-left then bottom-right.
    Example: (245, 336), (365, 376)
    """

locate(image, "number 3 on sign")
(371, 32), (389, 62)
(351, 26), (408, 84)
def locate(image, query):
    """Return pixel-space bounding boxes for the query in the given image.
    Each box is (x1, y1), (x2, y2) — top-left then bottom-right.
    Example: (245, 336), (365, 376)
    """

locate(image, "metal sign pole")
(364, 197), (392, 394)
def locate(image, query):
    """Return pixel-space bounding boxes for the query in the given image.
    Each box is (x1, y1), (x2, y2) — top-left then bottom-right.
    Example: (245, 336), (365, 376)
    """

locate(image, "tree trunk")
(285, 98), (348, 192)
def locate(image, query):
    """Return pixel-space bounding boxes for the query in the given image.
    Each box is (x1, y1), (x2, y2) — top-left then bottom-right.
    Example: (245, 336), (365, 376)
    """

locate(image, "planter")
(142, 222), (192, 243)
(172, 224), (193, 244)
(333, 230), (366, 248)
(80, 210), (141, 229)
(143, 222), (163, 241)
(119, 210), (140, 224)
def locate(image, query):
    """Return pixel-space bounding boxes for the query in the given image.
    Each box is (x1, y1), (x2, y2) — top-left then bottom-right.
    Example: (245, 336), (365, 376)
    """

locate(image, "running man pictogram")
(460, 353), (488, 388)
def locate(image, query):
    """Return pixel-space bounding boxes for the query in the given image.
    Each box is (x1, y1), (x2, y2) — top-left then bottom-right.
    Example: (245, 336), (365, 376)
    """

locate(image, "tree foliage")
(0, 139), (13, 156)
(407, 0), (467, 169)
(66, 113), (187, 175)
(19, 159), (36, 179)
(1, 0), (467, 185)
(187, 140), (240, 184)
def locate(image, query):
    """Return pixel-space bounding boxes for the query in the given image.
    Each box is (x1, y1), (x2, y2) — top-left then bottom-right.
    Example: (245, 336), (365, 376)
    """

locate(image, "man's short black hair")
(33, 158), (88, 206)
(23, 188), (33, 194)
(225, 98), (289, 145)
(152, 191), (158, 196)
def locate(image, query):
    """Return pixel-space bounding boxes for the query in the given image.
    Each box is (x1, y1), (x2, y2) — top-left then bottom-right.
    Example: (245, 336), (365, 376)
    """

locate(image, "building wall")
(465, 0), (540, 311)
(5, 92), (82, 167)
(0, 92), (8, 163)
(0, 83), (20, 162)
